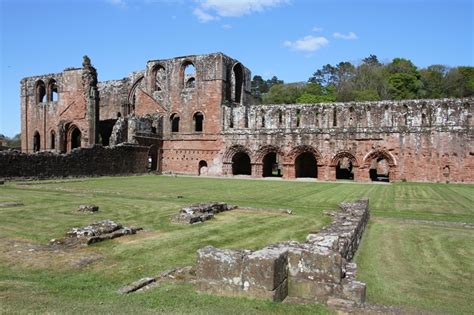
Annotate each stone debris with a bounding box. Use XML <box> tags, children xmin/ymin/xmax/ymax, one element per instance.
<box><xmin>50</xmin><ymin>220</ymin><xmax>142</xmax><ymax>247</ymax></box>
<box><xmin>173</xmin><ymin>202</ymin><xmax>237</xmax><ymax>224</ymax></box>
<box><xmin>118</xmin><ymin>277</ymin><xmax>155</xmax><ymax>294</ymax></box>
<box><xmin>77</xmin><ymin>204</ymin><xmax>99</xmax><ymax>213</ymax></box>
<box><xmin>195</xmin><ymin>199</ymin><xmax>370</xmax><ymax>308</ymax></box>
<box><xmin>0</xmin><ymin>201</ymin><xmax>24</xmax><ymax>208</ymax></box>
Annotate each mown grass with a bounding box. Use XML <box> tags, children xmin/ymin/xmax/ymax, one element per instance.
<box><xmin>0</xmin><ymin>175</ymin><xmax>472</xmax><ymax>314</ymax></box>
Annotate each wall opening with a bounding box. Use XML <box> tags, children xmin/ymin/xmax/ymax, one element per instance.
<box><xmin>48</xmin><ymin>79</ymin><xmax>58</xmax><ymax>102</ymax></box>
<box><xmin>148</xmin><ymin>145</ymin><xmax>158</xmax><ymax>171</ymax></box>
<box><xmin>278</xmin><ymin>110</ymin><xmax>283</xmax><ymax>125</ymax></box>
<box><xmin>261</xmin><ymin>110</ymin><xmax>265</xmax><ymax>128</ymax></box>
<box><xmin>70</xmin><ymin>127</ymin><xmax>81</xmax><ymax>150</ymax></box>
<box><xmin>295</xmin><ymin>152</ymin><xmax>317</xmax><ymax>178</ymax></box>
<box><xmin>36</xmin><ymin>80</ymin><xmax>46</xmax><ymax>104</ymax></box>
<box><xmin>154</xmin><ymin>65</ymin><xmax>166</xmax><ymax>92</ymax></box>
<box><xmin>183</xmin><ymin>62</ymin><xmax>196</xmax><ymax>89</ymax></box>
<box><xmin>98</xmin><ymin>119</ymin><xmax>117</xmax><ymax>146</ymax></box>
<box><xmin>262</xmin><ymin>152</ymin><xmax>282</xmax><ymax>177</ymax></box>
<box><xmin>232</xmin><ymin>152</ymin><xmax>251</xmax><ymax>175</ymax></box>
<box><xmin>198</xmin><ymin>160</ymin><xmax>208</xmax><ymax>176</ymax></box>
<box><xmin>333</xmin><ymin>108</ymin><xmax>337</xmax><ymax>127</ymax></box>
<box><xmin>296</xmin><ymin>109</ymin><xmax>301</xmax><ymax>127</ymax></box>
<box><xmin>33</xmin><ymin>131</ymin><xmax>41</xmax><ymax>152</ymax></box>
<box><xmin>171</xmin><ymin>114</ymin><xmax>180</xmax><ymax>132</ymax></box>
<box><xmin>336</xmin><ymin>157</ymin><xmax>354</xmax><ymax>180</ymax></box>
<box><xmin>369</xmin><ymin>157</ymin><xmax>390</xmax><ymax>182</ymax></box>
<box><xmin>50</xmin><ymin>130</ymin><xmax>56</xmax><ymax>150</ymax></box>
<box><xmin>232</xmin><ymin>63</ymin><xmax>244</xmax><ymax>103</ymax></box>
<box><xmin>194</xmin><ymin>112</ymin><xmax>204</xmax><ymax>132</ymax></box>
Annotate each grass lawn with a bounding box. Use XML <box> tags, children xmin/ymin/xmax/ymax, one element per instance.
<box><xmin>0</xmin><ymin>175</ymin><xmax>472</xmax><ymax>314</ymax></box>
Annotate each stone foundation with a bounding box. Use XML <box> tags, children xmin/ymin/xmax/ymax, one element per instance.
<box><xmin>196</xmin><ymin>199</ymin><xmax>370</xmax><ymax>305</ymax></box>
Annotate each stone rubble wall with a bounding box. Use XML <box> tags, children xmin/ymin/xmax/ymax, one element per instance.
<box><xmin>195</xmin><ymin>199</ymin><xmax>370</xmax><ymax>305</ymax></box>
<box><xmin>0</xmin><ymin>144</ymin><xmax>149</xmax><ymax>179</ymax></box>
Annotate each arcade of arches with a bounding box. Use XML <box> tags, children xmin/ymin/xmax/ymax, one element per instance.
<box><xmin>224</xmin><ymin>145</ymin><xmax>396</xmax><ymax>182</ymax></box>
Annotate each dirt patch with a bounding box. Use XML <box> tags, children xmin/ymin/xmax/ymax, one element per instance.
<box><xmin>0</xmin><ymin>238</ymin><xmax>102</xmax><ymax>270</ymax></box>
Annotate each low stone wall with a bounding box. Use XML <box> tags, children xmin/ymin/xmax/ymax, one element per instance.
<box><xmin>0</xmin><ymin>144</ymin><xmax>149</xmax><ymax>179</ymax></box>
<box><xmin>195</xmin><ymin>199</ymin><xmax>370</xmax><ymax>305</ymax></box>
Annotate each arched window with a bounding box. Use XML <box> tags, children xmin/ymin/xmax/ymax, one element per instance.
<box><xmin>232</xmin><ymin>63</ymin><xmax>244</xmax><ymax>103</ymax></box>
<box><xmin>50</xmin><ymin>130</ymin><xmax>56</xmax><ymax>150</ymax></box>
<box><xmin>182</xmin><ymin>61</ymin><xmax>196</xmax><ymax>89</ymax></box>
<box><xmin>193</xmin><ymin>112</ymin><xmax>204</xmax><ymax>132</ymax></box>
<box><xmin>36</xmin><ymin>80</ymin><xmax>46</xmax><ymax>104</ymax></box>
<box><xmin>48</xmin><ymin>79</ymin><xmax>58</xmax><ymax>102</ymax></box>
<box><xmin>170</xmin><ymin>113</ymin><xmax>180</xmax><ymax>132</ymax></box>
<box><xmin>153</xmin><ymin>65</ymin><xmax>166</xmax><ymax>92</ymax></box>
<box><xmin>70</xmin><ymin>127</ymin><xmax>81</xmax><ymax>150</ymax></box>
<box><xmin>33</xmin><ymin>131</ymin><xmax>41</xmax><ymax>152</ymax></box>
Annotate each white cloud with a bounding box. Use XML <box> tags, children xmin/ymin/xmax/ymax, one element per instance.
<box><xmin>193</xmin><ymin>0</ymin><xmax>289</xmax><ymax>22</ymax></box>
<box><xmin>284</xmin><ymin>35</ymin><xmax>329</xmax><ymax>52</ymax></box>
<box><xmin>193</xmin><ymin>7</ymin><xmax>219</xmax><ymax>22</ymax></box>
<box><xmin>333</xmin><ymin>32</ymin><xmax>358</xmax><ymax>40</ymax></box>
<box><xmin>222</xmin><ymin>24</ymin><xmax>232</xmax><ymax>29</ymax></box>
<box><xmin>312</xmin><ymin>27</ymin><xmax>323</xmax><ymax>32</ymax></box>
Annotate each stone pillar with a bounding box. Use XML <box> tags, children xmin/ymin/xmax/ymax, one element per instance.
<box><xmin>283</xmin><ymin>163</ymin><xmax>294</xmax><ymax>179</ymax></box>
<box><xmin>355</xmin><ymin>167</ymin><xmax>370</xmax><ymax>182</ymax></box>
<box><xmin>252</xmin><ymin>163</ymin><xmax>262</xmax><ymax>177</ymax></box>
<box><xmin>81</xmin><ymin>56</ymin><xmax>99</xmax><ymax>147</ymax></box>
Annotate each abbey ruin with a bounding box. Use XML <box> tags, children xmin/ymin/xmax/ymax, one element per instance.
<box><xmin>2</xmin><ymin>52</ymin><xmax>472</xmax><ymax>182</ymax></box>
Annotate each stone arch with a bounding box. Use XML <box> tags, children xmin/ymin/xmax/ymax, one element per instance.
<box><xmin>363</xmin><ymin>149</ymin><xmax>396</xmax><ymax>182</ymax></box>
<box><xmin>182</xmin><ymin>60</ymin><xmax>196</xmax><ymax>89</ymax></box>
<box><xmin>198</xmin><ymin>160</ymin><xmax>208</xmax><ymax>176</ymax></box>
<box><xmin>66</xmin><ymin>124</ymin><xmax>82</xmax><ymax>152</ymax></box>
<box><xmin>223</xmin><ymin>145</ymin><xmax>253</xmax><ymax>176</ymax></box>
<box><xmin>35</xmin><ymin>80</ymin><xmax>46</xmax><ymax>104</ymax></box>
<box><xmin>255</xmin><ymin>145</ymin><xmax>283</xmax><ymax>177</ymax></box>
<box><xmin>193</xmin><ymin>111</ymin><xmax>204</xmax><ymax>132</ymax></box>
<box><xmin>170</xmin><ymin>113</ymin><xmax>180</xmax><ymax>132</ymax></box>
<box><xmin>47</xmin><ymin>79</ymin><xmax>58</xmax><ymax>102</ymax></box>
<box><xmin>331</xmin><ymin>151</ymin><xmax>358</xmax><ymax>180</ymax></box>
<box><xmin>288</xmin><ymin>145</ymin><xmax>322</xmax><ymax>178</ymax></box>
<box><xmin>152</xmin><ymin>64</ymin><xmax>166</xmax><ymax>92</ymax></box>
<box><xmin>128</xmin><ymin>76</ymin><xmax>144</xmax><ymax>115</ymax></box>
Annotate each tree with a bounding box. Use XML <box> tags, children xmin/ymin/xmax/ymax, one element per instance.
<box><xmin>419</xmin><ymin>65</ymin><xmax>449</xmax><ymax>98</ymax></box>
<box><xmin>388</xmin><ymin>73</ymin><xmax>422</xmax><ymax>100</ymax></box>
<box><xmin>296</xmin><ymin>83</ymin><xmax>336</xmax><ymax>103</ymax></box>
<box><xmin>262</xmin><ymin>83</ymin><xmax>302</xmax><ymax>104</ymax></box>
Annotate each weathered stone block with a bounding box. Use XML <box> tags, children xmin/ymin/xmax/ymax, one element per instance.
<box><xmin>242</xmin><ymin>246</ymin><xmax>288</xmax><ymax>291</ymax></box>
<box><xmin>287</xmin><ymin>245</ymin><xmax>342</xmax><ymax>283</ymax></box>
<box><xmin>242</xmin><ymin>278</ymin><xmax>288</xmax><ymax>302</ymax></box>
<box><xmin>341</xmin><ymin>280</ymin><xmax>366</xmax><ymax>304</ymax></box>
<box><xmin>287</xmin><ymin>277</ymin><xmax>341</xmax><ymax>302</ymax></box>
<box><xmin>196</xmin><ymin>246</ymin><xmax>247</xmax><ymax>286</ymax></box>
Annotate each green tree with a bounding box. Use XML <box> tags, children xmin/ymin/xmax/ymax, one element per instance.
<box><xmin>419</xmin><ymin>65</ymin><xmax>448</xmax><ymax>98</ymax></box>
<box><xmin>262</xmin><ymin>83</ymin><xmax>302</xmax><ymax>104</ymax></box>
<box><xmin>296</xmin><ymin>83</ymin><xmax>336</xmax><ymax>103</ymax></box>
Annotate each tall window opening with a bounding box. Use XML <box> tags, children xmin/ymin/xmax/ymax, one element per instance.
<box><xmin>170</xmin><ymin>114</ymin><xmax>180</xmax><ymax>132</ymax></box>
<box><xmin>48</xmin><ymin>79</ymin><xmax>58</xmax><ymax>102</ymax></box>
<box><xmin>333</xmin><ymin>108</ymin><xmax>337</xmax><ymax>127</ymax></box>
<box><xmin>71</xmin><ymin>127</ymin><xmax>81</xmax><ymax>150</ymax></box>
<box><xmin>50</xmin><ymin>130</ymin><xmax>56</xmax><ymax>150</ymax></box>
<box><xmin>263</xmin><ymin>152</ymin><xmax>282</xmax><ymax>177</ymax></box>
<box><xmin>278</xmin><ymin>110</ymin><xmax>283</xmax><ymax>125</ymax></box>
<box><xmin>194</xmin><ymin>112</ymin><xmax>204</xmax><ymax>132</ymax></box>
<box><xmin>33</xmin><ymin>131</ymin><xmax>41</xmax><ymax>152</ymax></box>
<box><xmin>183</xmin><ymin>62</ymin><xmax>196</xmax><ymax>89</ymax></box>
<box><xmin>154</xmin><ymin>65</ymin><xmax>166</xmax><ymax>91</ymax></box>
<box><xmin>232</xmin><ymin>63</ymin><xmax>244</xmax><ymax>103</ymax></box>
<box><xmin>296</xmin><ymin>109</ymin><xmax>301</xmax><ymax>127</ymax></box>
<box><xmin>36</xmin><ymin>80</ymin><xmax>46</xmax><ymax>104</ymax></box>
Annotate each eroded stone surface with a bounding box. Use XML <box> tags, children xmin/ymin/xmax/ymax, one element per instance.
<box><xmin>173</xmin><ymin>202</ymin><xmax>237</xmax><ymax>224</ymax></box>
<box><xmin>195</xmin><ymin>199</ymin><xmax>370</xmax><ymax>307</ymax></box>
<box><xmin>77</xmin><ymin>204</ymin><xmax>99</xmax><ymax>213</ymax></box>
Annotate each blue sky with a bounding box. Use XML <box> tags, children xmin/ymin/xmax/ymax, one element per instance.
<box><xmin>1</xmin><ymin>0</ymin><xmax>473</xmax><ymax>137</ymax></box>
